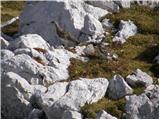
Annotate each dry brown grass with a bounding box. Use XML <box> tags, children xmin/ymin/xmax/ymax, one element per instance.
<box><xmin>32</xmin><ymin>57</ymin><xmax>45</xmax><ymax>66</ymax></box>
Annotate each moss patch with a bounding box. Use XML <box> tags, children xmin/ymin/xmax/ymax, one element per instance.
<box><xmin>81</xmin><ymin>97</ymin><xmax>126</xmax><ymax>118</ymax></box>
<box><xmin>104</xmin><ymin>5</ymin><xmax>159</xmax><ymax>34</ymax></box>
<box><xmin>1</xmin><ymin>1</ymin><xmax>25</xmax><ymax>36</ymax></box>
<box><xmin>69</xmin><ymin>34</ymin><xmax>158</xmax><ymax>81</ymax></box>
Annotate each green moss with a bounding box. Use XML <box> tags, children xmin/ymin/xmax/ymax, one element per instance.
<box><xmin>69</xmin><ymin>33</ymin><xmax>158</xmax><ymax>82</ymax></box>
<box><xmin>132</xmin><ymin>83</ymin><xmax>146</xmax><ymax>95</ymax></box>
<box><xmin>1</xmin><ymin>1</ymin><xmax>25</xmax><ymax>36</ymax></box>
<box><xmin>1</xmin><ymin>20</ymin><xmax>20</xmax><ymax>36</ymax></box>
<box><xmin>69</xmin><ymin>58</ymin><xmax>116</xmax><ymax>80</ymax></box>
<box><xmin>105</xmin><ymin>5</ymin><xmax>159</xmax><ymax>34</ymax></box>
<box><xmin>81</xmin><ymin>97</ymin><xmax>126</xmax><ymax>119</ymax></box>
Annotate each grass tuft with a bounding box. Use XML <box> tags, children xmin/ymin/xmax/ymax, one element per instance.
<box><xmin>81</xmin><ymin>97</ymin><xmax>126</xmax><ymax>119</ymax></box>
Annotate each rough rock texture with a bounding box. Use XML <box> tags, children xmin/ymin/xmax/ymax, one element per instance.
<box><xmin>1</xmin><ymin>54</ymin><xmax>68</xmax><ymax>85</ymax></box>
<box><xmin>37</xmin><ymin>82</ymin><xmax>69</xmax><ymax>109</ymax></box>
<box><xmin>145</xmin><ymin>85</ymin><xmax>159</xmax><ymax>114</ymax></box>
<box><xmin>8</xmin><ymin>34</ymin><xmax>50</xmax><ymax>50</ymax></box>
<box><xmin>83</xmin><ymin>44</ymin><xmax>95</xmax><ymax>56</ymax></box>
<box><xmin>114</xmin><ymin>1</ymin><xmax>130</xmax><ymax>8</ymax></box>
<box><xmin>19</xmin><ymin>1</ymin><xmax>108</xmax><ymax>46</ymax></box>
<box><xmin>113</xmin><ymin>20</ymin><xmax>137</xmax><ymax>44</ymax></box>
<box><xmin>86</xmin><ymin>1</ymin><xmax>120</xmax><ymax>12</ymax></box>
<box><xmin>1</xmin><ymin>36</ymin><xmax>9</xmax><ymax>49</ymax></box>
<box><xmin>1</xmin><ymin>72</ymin><xmax>32</xmax><ymax>118</ymax></box>
<box><xmin>14</xmin><ymin>48</ymin><xmax>49</xmax><ymax>65</ymax></box>
<box><xmin>101</xmin><ymin>18</ymin><xmax>113</xmax><ymax>30</ymax></box>
<box><xmin>134</xmin><ymin>0</ymin><xmax>159</xmax><ymax>8</ymax></box>
<box><xmin>125</xmin><ymin>85</ymin><xmax>159</xmax><ymax>119</ymax></box>
<box><xmin>28</xmin><ymin>109</ymin><xmax>46</xmax><ymax>119</ymax></box>
<box><xmin>1</xmin><ymin>49</ymin><xmax>15</xmax><ymax>61</ymax></box>
<box><xmin>96</xmin><ymin>110</ymin><xmax>117</xmax><ymax>119</ymax></box>
<box><xmin>62</xmin><ymin>110</ymin><xmax>83</xmax><ymax>119</ymax></box>
<box><xmin>38</xmin><ymin>78</ymin><xmax>109</xmax><ymax>118</ymax></box>
<box><xmin>126</xmin><ymin>69</ymin><xmax>153</xmax><ymax>87</ymax></box>
<box><xmin>107</xmin><ymin>75</ymin><xmax>133</xmax><ymax>100</ymax></box>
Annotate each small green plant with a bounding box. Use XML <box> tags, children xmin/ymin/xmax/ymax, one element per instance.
<box><xmin>81</xmin><ymin>97</ymin><xmax>126</xmax><ymax>119</ymax></box>
<box><xmin>132</xmin><ymin>83</ymin><xmax>146</xmax><ymax>95</ymax></box>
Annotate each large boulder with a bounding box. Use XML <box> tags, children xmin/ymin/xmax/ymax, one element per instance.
<box><xmin>1</xmin><ymin>54</ymin><xmax>69</xmax><ymax>85</ymax></box>
<box><xmin>37</xmin><ymin>82</ymin><xmax>69</xmax><ymax>109</ymax></box>
<box><xmin>126</xmin><ymin>69</ymin><xmax>153</xmax><ymax>87</ymax></box>
<box><xmin>125</xmin><ymin>85</ymin><xmax>159</xmax><ymax>119</ymax></box>
<box><xmin>96</xmin><ymin>110</ymin><xmax>117</xmax><ymax>119</ymax></box>
<box><xmin>144</xmin><ymin>85</ymin><xmax>159</xmax><ymax>116</ymax></box>
<box><xmin>1</xmin><ymin>49</ymin><xmax>15</xmax><ymax>61</ymax></box>
<box><xmin>19</xmin><ymin>1</ymin><xmax>108</xmax><ymax>47</ymax></box>
<box><xmin>1</xmin><ymin>72</ymin><xmax>32</xmax><ymax>118</ymax></box>
<box><xmin>112</xmin><ymin>20</ymin><xmax>137</xmax><ymax>44</ymax></box>
<box><xmin>8</xmin><ymin>34</ymin><xmax>50</xmax><ymax>50</ymax></box>
<box><xmin>38</xmin><ymin>78</ymin><xmax>109</xmax><ymax>118</ymax></box>
<box><xmin>107</xmin><ymin>75</ymin><xmax>133</xmax><ymax>100</ymax></box>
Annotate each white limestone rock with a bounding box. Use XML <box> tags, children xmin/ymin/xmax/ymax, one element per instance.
<box><xmin>1</xmin><ymin>72</ymin><xmax>32</xmax><ymax>118</ymax></box>
<box><xmin>39</xmin><ymin>78</ymin><xmax>109</xmax><ymax>118</ymax></box>
<box><xmin>125</xmin><ymin>87</ymin><xmax>159</xmax><ymax>119</ymax></box>
<box><xmin>145</xmin><ymin>85</ymin><xmax>159</xmax><ymax>110</ymax></box>
<box><xmin>114</xmin><ymin>1</ymin><xmax>131</xmax><ymax>8</ymax></box>
<box><xmin>113</xmin><ymin>20</ymin><xmax>137</xmax><ymax>44</ymax></box>
<box><xmin>14</xmin><ymin>48</ymin><xmax>49</xmax><ymax>65</ymax></box>
<box><xmin>1</xmin><ymin>36</ymin><xmax>9</xmax><ymax>49</ymax></box>
<box><xmin>75</xmin><ymin>45</ymin><xmax>86</xmax><ymax>56</ymax></box>
<box><xmin>86</xmin><ymin>1</ymin><xmax>120</xmax><ymax>12</ymax></box>
<box><xmin>38</xmin><ymin>82</ymin><xmax>69</xmax><ymax>111</ymax></box>
<box><xmin>101</xmin><ymin>18</ymin><xmax>113</xmax><ymax>30</ymax></box>
<box><xmin>126</xmin><ymin>69</ymin><xmax>153</xmax><ymax>87</ymax></box>
<box><xmin>19</xmin><ymin>1</ymin><xmax>107</xmax><ymax>46</ymax></box>
<box><xmin>1</xmin><ymin>49</ymin><xmax>15</xmax><ymax>61</ymax></box>
<box><xmin>83</xmin><ymin>44</ymin><xmax>95</xmax><ymax>56</ymax></box>
<box><xmin>8</xmin><ymin>34</ymin><xmax>50</xmax><ymax>50</ymax></box>
<box><xmin>96</xmin><ymin>110</ymin><xmax>117</xmax><ymax>119</ymax></box>
<box><xmin>134</xmin><ymin>0</ymin><xmax>159</xmax><ymax>8</ymax></box>
<box><xmin>107</xmin><ymin>75</ymin><xmax>133</xmax><ymax>100</ymax></box>
<box><xmin>62</xmin><ymin>110</ymin><xmax>83</xmax><ymax>119</ymax></box>
<box><xmin>1</xmin><ymin>54</ymin><xmax>69</xmax><ymax>86</ymax></box>
<box><xmin>83</xmin><ymin>3</ymin><xmax>108</xmax><ymax>19</ymax></box>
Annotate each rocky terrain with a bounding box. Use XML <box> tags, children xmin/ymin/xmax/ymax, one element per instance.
<box><xmin>1</xmin><ymin>0</ymin><xmax>159</xmax><ymax>119</ymax></box>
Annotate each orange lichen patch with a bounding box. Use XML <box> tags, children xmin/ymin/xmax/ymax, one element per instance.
<box><xmin>33</xmin><ymin>48</ymin><xmax>47</xmax><ymax>54</ymax></box>
<box><xmin>32</xmin><ymin>56</ymin><xmax>45</xmax><ymax>66</ymax></box>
